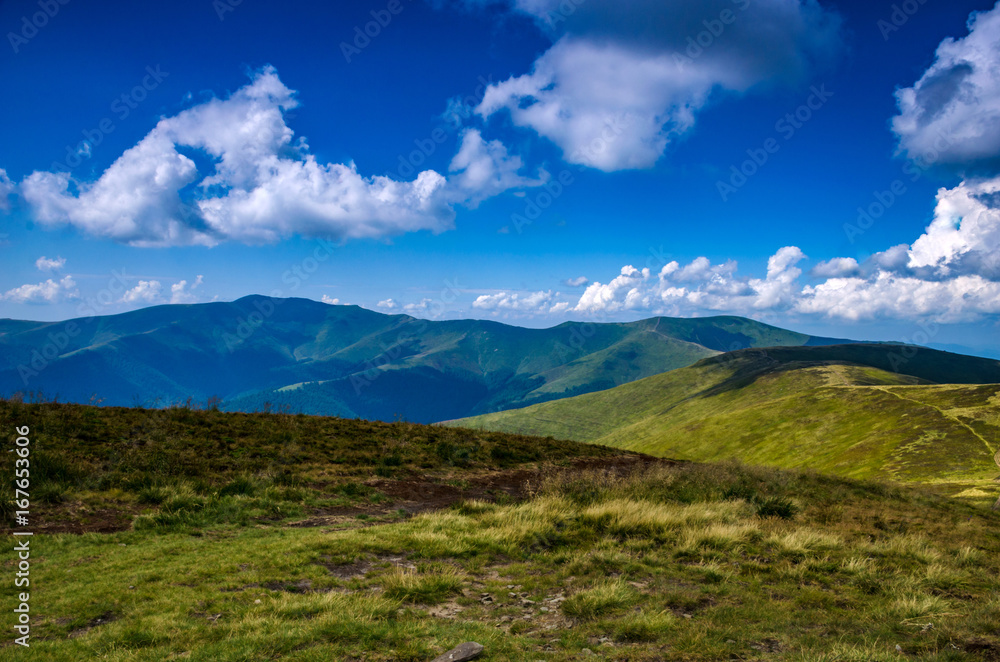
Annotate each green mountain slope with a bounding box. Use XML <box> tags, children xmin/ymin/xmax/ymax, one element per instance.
<box><xmin>0</xmin><ymin>297</ymin><xmax>853</xmax><ymax>422</ymax></box>
<box><xmin>449</xmin><ymin>345</ymin><xmax>1000</xmax><ymax>484</ymax></box>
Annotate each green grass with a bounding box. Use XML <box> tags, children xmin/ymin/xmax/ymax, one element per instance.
<box><xmin>451</xmin><ymin>347</ymin><xmax>1000</xmax><ymax>493</ymax></box>
<box><xmin>0</xmin><ymin>397</ymin><xmax>624</xmax><ymax>533</ymax></box>
<box><xmin>4</xmin><ymin>461</ymin><xmax>1000</xmax><ymax>660</ymax></box>
<box><xmin>559</xmin><ymin>578</ymin><xmax>637</xmax><ymax>619</ymax></box>
<box><xmin>381</xmin><ymin>566</ymin><xmax>465</xmax><ymax>604</ymax></box>
<box><xmin>4</xmin><ymin>391</ymin><xmax>1000</xmax><ymax>660</ymax></box>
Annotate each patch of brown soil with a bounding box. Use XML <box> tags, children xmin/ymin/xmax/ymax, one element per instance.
<box><xmin>370</xmin><ymin>453</ymin><xmax>672</xmax><ymax>515</ymax></box>
<box><xmin>0</xmin><ymin>504</ymin><xmax>136</xmax><ymax>536</ymax></box>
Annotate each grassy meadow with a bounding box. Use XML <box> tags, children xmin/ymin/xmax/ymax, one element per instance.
<box><xmin>3</xmin><ymin>461</ymin><xmax>1000</xmax><ymax>660</ymax></box>
<box><xmin>2</xmin><ymin>398</ymin><xmax>1000</xmax><ymax>660</ymax></box>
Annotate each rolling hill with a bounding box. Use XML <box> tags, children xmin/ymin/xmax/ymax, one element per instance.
<box><xmin>0</xmin><ymin>296</ymin><xmax>853</xmax><ymax>422</ymax></box>
<box><xmin>449</xmin><ymin>345</ymin><xmax>1000</xmax><ymax>486</ymax></box>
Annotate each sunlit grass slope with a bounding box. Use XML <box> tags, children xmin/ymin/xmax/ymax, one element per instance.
<box><xmin>451</xmin><ymin>346</ymin><xmax>1000</xmax><ymax>487</ymax></box>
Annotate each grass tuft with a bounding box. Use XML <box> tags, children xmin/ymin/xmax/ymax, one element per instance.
<box><xmin>380</xmin><ymin>566</ymin><xmax>464</xmax><ymax>604</ymax></box>
<box><xmin>561</xmin><ymin>579</ymin><xmax>637</xmax><ymax>620</ymax></box>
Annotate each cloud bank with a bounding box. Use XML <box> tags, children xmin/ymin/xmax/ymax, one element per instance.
<box><xmin>477</xmin><ymin>174</ymin><xmax>1000</xmax><ymax>324</ymax></box>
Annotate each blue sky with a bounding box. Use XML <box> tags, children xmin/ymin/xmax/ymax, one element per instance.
<box><xmin>1</xmin><ymin>0</ymin><xmax>999</xmax><ymax>355</ymax></box>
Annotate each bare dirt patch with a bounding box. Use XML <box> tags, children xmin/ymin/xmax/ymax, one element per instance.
<box><xmin>965</xmin><ymin>638</ymin><xmax>1000</xmax><ymax>661</ymax></box>
<box><xmin>68</xmin><ymin>611</ymin><xmax>117</xmax><ymax>639</ymax></box>
<box><xmin>369</xmin><ymin>454</ymin><xmax>671</xmax><ymax>515</ymax></box>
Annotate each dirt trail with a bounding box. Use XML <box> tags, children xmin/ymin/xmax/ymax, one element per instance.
<box><xmin>874</xmin><ymin>386</ymin><xmax>997</xmax><ymax>458</ymax></box>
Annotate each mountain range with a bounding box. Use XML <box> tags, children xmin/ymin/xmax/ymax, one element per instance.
<box><xmin>1</xmin><ymin>295</ymin><xmax>857</xmax><ymax>423</ymax></box>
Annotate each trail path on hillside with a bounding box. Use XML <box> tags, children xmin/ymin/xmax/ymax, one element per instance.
<box><xmin>873</xmin><ymin>386</ymin><xmax>997</xmax><ymax>458</ymax></box>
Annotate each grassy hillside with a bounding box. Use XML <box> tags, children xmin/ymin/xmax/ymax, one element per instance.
<box><xmin>0</xmin><ymin>397</ymin><xmax>625</xmax><ymax>534</ymax></box>
<box><xmin>0</xmin><ymin>297</ymin><xmax>855</xmax><ymax>422</ymax></box>
<box><xmin>4</xmin><ymin>399</ymin><xmax>1000</xmax><ymax>660</ymax></box>
<box><xmin>4</xmin><ymin>447</ymin><xmax>1000</xmax><ymax>660</ymax></box>
<box><xmin>450</xmin><ymin>346</ymin><xmax>1000</xmax><ymax>488</ymax></box>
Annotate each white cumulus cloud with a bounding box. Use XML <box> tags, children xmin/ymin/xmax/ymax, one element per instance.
<box><xmin>18</xmin><ymin>66</ymin><xmax>498</xmax><ymax>247</ymax></box>
<box><xmin>475</xmin><ymin>0</ymin><xmax>843</xmax><ymax>171</ymax></box>
<box><xmin>795</xmin><ymin>274</ymin><xmax>1000</xmax><ymax>323</ymax></box>
<box><xmin>403</xmin><ymin>298</ymin><xmax>432</xmax><ymax>312</ymax></box>
<box><xmin>575</xmin><ymin>266</ymin><xmax>651</xmax><ymax>313</ymax></box>
<box><xmin>906</xmin><ymin>177</ymin><xmax>1000</xmax><ymax>279</ymax></box>
<box><xmin>448</xmin><ymin>129</ymin><xmax>546</xmax><ymax>205</ymax></box>
<box><xmin>892</xmin><ymin>2</ymin><xmax>1000</xmax><ymax>170</ymax></box>
<box><xmin>170</xmin><ymin>275</ymin><xmax>204</xmax><ymax>304</ymax></box>
<box><xmin>810</xmin><ymin>257</ymin><xmax>860</xmax><ymax>279</ymax></box>
<box><xmin>120</xmin><ymin>280</ymin><xmax>163</xmax><ymax>304</ymax></box>
<box><xmin>472</xmin><ymin>289</ymin><xmax>560</xmax><ymax>312</ymax></box>
<box><xmin>35</xmin><ymin>256</ymin><xmax>66</xmax><ymax>272</ymax></box>
<box><xmin>1</xmin><ymin>276</ymin><xmax>78</xmax><ymax>304</ymax></box>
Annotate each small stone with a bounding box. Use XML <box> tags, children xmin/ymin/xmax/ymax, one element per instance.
<box><xmin>539</xmin><ymin>607</ymin><xmax>549</xmax><ymax>613</ymax></box>
<box><xmin>254</xmin><ymin>599</ymin><xmax>262</xmax><ymax>604</ymax></box>
<box><xmin>429</xmin><ymin>642</ymin><xmax>484</xmax><ymax>662</ymax></box>
<box><xmin>683</xmin><ymin>614</ymin><xmax>692</xmax><ymax>619</ymax></box>
<box><xmin>726</xmin><ymin>639</ymin><xmax>736</xmax><ymax>644</ymax></box>
<box><xmin>581</xmin><ymin>649</ymin><xmax>594</xmax><ymax>656</ymax></box>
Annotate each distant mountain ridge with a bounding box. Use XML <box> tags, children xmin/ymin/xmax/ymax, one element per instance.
<box><xmin>0</xmin><ymin>295</ymin><xmax>867</xmax><ymax>422</ymax></box>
